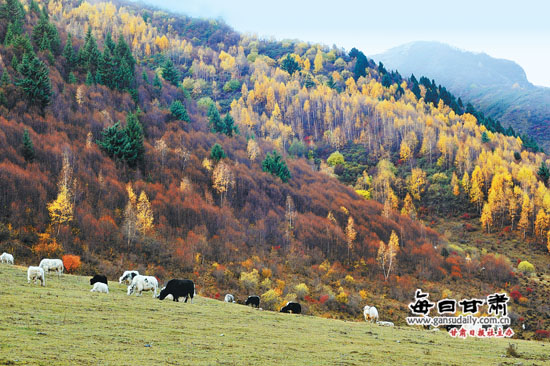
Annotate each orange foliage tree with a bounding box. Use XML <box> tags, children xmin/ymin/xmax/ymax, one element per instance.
<box><xmin>62</xmin><ymin>254</ymin><xmax>82</xmax><ymax>273</ymax></box>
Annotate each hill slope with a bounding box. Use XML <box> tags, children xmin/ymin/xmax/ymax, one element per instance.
<box><xmin>0</xmin><ymin>0</ymin><xmax>549</xmax><ymax>334</ymax></box>
<box><xmin>373</xmin><ymin>41</ymin><xmax>550</xmax><ymax>149</ymax></box>
<box><xmin>1</xmin><ymin>265</ymin><xmax>548</xmax><ymax>365</ymax></box>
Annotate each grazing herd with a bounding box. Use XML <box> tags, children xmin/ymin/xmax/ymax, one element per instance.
<box><xmin>2</xmin><ymin>252</ymin><xmax>392</xmax><ymax>325</ymax></box>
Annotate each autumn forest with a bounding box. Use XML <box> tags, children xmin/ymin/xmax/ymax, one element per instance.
<box><xmin>0</xmin><ymin>0</ymin><xmax>549</xmax><ymax>338</ymax></box>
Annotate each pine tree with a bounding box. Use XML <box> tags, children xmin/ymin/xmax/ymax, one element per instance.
<box><xmin>262</xmin><ymin>151</ymin><xmax>291</xmax><ymax>183</ymax></box>
<box><xmin>280</xmin><ymin>54</ymin><xmax>300</xmax><ymax>75</ymax></box>
<box><xmin>32</xmin><ymin>13</ymin><xmax>60</xmax><ymax>54</ymax></box>
<box><xmin>123</xmin><ymin>111</ymin><xmax>144</xmax><ymax>168</ymax></box>
<box><xmin>62</xmin><ymin>33</ymin><xmax>76</xmax><ymax>71</ymax></box>
<box><xmin>116</xmin><ymin>58</ymin><xmax>133</xmax><ymax>90</ymax></box>
<box><xmin>98</xmin><ymin>46</ymin><xmax>117</xmax><ymax>89</ymax></box>
<box><xmin>162</xmin><ymin>59</ymin><xmax>179</xmax><ymax>86</ymax></box>
<box><xmin>537</xmin><ymin>161</ymin><xmax>550</xmax><ymax>186</ymax></box>
<box><xmin>85</xmin><ymin>70</ymin><xmax>94</xmax><ymax>85</ymax></box>
<box><xmin>104</xmin><ymin>32</ymin><xmax>115</xmax><ymax>53</ymax></box>
<box><xmin>97</xmin><ymin>121</ymin><xmax>127</xmax><ymax>161</ymax></box>
<box><xmin>208</xmin><ymin>103</ymin><xmax>224</xmax><ymax>133</ymax></box>
<box><xmin>222</xmin><ymin>113</ymin><xmax>238</xmax><ymax>136</ymax></box>
<box><xmin>170</xmin><ymin>100</ymin><xmax>190</xmax><ymax>122</ymax></box>
<box><xmin>16</xmin><ymin>53</ymin><xmax>51</xmax><ymax>112</ymax></box>
<box><xmin>21</xmin><ymin>128</ymin><xmax>35</xmax><ymax>162</ymax></box>
<box><xmin>79</xmin><ymin>27</ymin><xmax>100</xmax><ymax>74</ymax></box>
<box><xmin>142</xmin><ymin>70</ymin><xmax>149</xmax><ymax>84</ymax></box>
<box><xmin>1</xmin><ymin>0</ymin><xmax>24</xmax><ymax>27</ymax></box>
<box><xmin>210</xmin><ymin>143</ymin><xmax>226</xmax><ymax>162</ymax></box>
<box><xmin>153</xmin><ymin>72</ymin><xmax>162</xmax><ymax>93</ymax></box>
<box><xmin>67</xmin><ymin>72</ymin><xmax>76</xmax><ymax>84</ymax></box>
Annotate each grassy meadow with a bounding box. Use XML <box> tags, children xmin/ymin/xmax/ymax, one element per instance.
<box><xmin>0</xmin><ymin>265</ymin><xmax>549</xmax><ymax>366</ymax></box>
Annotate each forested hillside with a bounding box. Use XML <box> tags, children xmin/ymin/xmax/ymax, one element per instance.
<box><xmin>0</xmin><ymin>0</ymin><xmax>549</xmax><ymax>335</ymax></box>
<box><xmin>374</xmin><ymin>41</ymin><xmax>550</xmax><ymax>150</ymax></box>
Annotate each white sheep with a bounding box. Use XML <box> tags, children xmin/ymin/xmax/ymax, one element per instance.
<box><xmin>27</xmin><ymin>266</ymin><xmax>45</xmax><ymax>286</ymax></box>
<box><xmin>0</xmin><ymin>252</ymin><xmax>14</xmax><ymax>264</ymax></box>
<box><xmin>90</xmin><ymin>282</ymin><xmax>109</xmax><ymax>293</ymax></box>
<box><xmin>39</xmin><ymin>258</ymin><xmax>64</xmax><ymax>277</ymax></box>
<box><xmin>377</xmin><ymin>321</ymin><xmax>394</xmax><ymax>327</ymax></box>
<box><xmin>363</xmin><ymin>305</ymin><xmax>379</xmax><ymax>323</ymax></box>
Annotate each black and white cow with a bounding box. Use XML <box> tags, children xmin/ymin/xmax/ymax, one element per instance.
<box><xmin>119</xmin><ymin>270</ymin><xmax>139</xmax><ymax>285</ymax></box>
<box><xmin>245</xmin><ymin>295</ymin><xmax>260</xmax><ymax>308</ymax></box>
<box><xmin>280</xmin><ymin>301</ymin><xmax>301</xmax><ymax>314</ymax></box>
<box><xmin>90</xmin><ymin>274</ymin><xmax>108</xmax><ymax>286</ymax></box>
<box><xmin>158</xmin><ymin>279</ymin><xmax>195</xmax><ymax>303</ymax></box>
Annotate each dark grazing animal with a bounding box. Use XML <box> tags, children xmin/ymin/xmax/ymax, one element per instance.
<box><xmin>280</xmin><ymin>301</ymin><xmax>301</xmax><ymax>314</ymax></box>
<box><xmin>90</xmin><ymin>274</ymin><xmax>108</xmax><ymax>286</ymax></box>
<box><xmin>245</xmin><ymin>295</ymin><xmax>260</xmax><ymax>308</ymax></box>
<box><xmin>158</xmin><ymin>279</ymin><xmax>195</xmax><ymax>302</ymax></box>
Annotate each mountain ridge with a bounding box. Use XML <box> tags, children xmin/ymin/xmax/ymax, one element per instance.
<box><xmin>373</xmin><ymin>41</ymin><xmax>550</xmax><ymax>149</ymax></box>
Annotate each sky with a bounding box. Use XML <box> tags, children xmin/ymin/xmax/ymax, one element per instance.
<box><xmin>137</xmin><ymin>0</ymin><xmax>550</xmax><ymax>87</ymax></box>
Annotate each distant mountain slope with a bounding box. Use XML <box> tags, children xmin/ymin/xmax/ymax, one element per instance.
<box><xmin>373</xmin><ymin>41</ymin><xmax>550</xmax><ymax>149</ymax></box>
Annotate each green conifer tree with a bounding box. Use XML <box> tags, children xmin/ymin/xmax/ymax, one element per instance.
<box><xmin>16</xmin><ymin>53</ymin><xmax>51</xmax><ymax>112</ymax></box>
<box><xmin>170</xmin><ymin>100</ymin><xmax>190</xmax><ymax>122</ymax></box>
<box><xmin>22</xmin><ymin>128</ymin><xmax>35</xmax><ymax>162</ymax></box>
<box><xmin>162</xmin><ymin>59</ymin><xmax>179</xmax><ymax>86</ymax></box>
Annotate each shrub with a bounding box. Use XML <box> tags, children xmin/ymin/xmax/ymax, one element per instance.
<box><xmin>480</xmin><ymin>254</ymin><xmax>514</xmax><ymax>283</ymax></box>
<box><xmin>239</xmin><ymin>269</ymin><xmax>259</xmax><ymax>291</ymax></box>
<box><xmin>294</xmin><ymin>283</ymin><xmax>309</xmax><ymax>299</ymax></box>
<box><xmin>517</xmin><ymin>261</ymin><xmax>535</xmax><ymax>274</ymax></box>
<box><xmin>344</xmin><ymin>275</ymin><xmax>355</xmax><ymax>284</ymax></box>
<box><xmin>509</xmin><ymin>290</ymin><xmax>521</xmax><ymax>302</ymax></box>
<box><xmin>319</xmin><ymin>294</ymin><xmax>329</xmax><ymax>304</ymax></box>
<box><xmin>261</xmin><ymin>289</ymin><xmax>281</xmax><ymax>310</ymax></box>
<box><xmin>223</xmin><ymin>79</ymin><xmax>241</xmax><ymax>92</ymax></box>
<box><xmin>336</xmin><ymin>290</ymin><xmax>348</xmax><ymax>304</ymax></box>
<box><xmin>535</xmin><ymin>330</ymin><xmax>550</xmax><ymax>339</ymax></box>
<box><xmin>62</xmin><ymin>254</ymin><xmax>81</xmax><ymax>273</ymax></box>
<box><xmin>327</xmin><ymin>151</ymin><xmax>344</xmax><ymax>167</ymax></box>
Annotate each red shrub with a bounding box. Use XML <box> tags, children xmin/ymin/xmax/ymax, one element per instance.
<box><xmin>319</xmin><ymin>295</ymin><xmax>329</xmax><ymax>304</ymax></box>
<box><xmin>502</xmin><ymin>226</ymin><xmax>511</xmax><ymax>233</ymax></box>
<box><xmin>509</xmin><ymin>290</ymin><xmax>521</xmax><ymax>302</ymax></box>
<box><xmin>305</xmin><ymin>295</ymin><xmax>317</xmax><ymax>304</ymax></box>
<box><xmin>460</xmin><ymin>213</ymin><xmax>470</xmax><ymax>220</ymax></box>
<box><xmin>463</xmin><ymin>223</ymin><xmax>475</xmax><ymax>232</ymax></box>
<box><xmin>535</xmin><ymin>330</ymin><xmax>550</xmax><ymax>339</ymax></box>
<box><xmin>62</xmin><ymin>254</ymin><xmax>81</xmax><ymax>273</ymax></box>
<box><xmin>525</xmin><ymin>287</ymin><xmax>533</xmax><ymax>294</ymax></box>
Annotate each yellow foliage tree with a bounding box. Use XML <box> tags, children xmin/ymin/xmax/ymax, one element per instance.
<box><xmin>469</xmin><ymin>166</ymin><xmax>485</xmax><ymax>211</ymax></box>
<box><xmin>408</xmin><ymin>168</ymin><xmax>427</xmax><ymax>200</ymax></box>
<box><xmin>518</xmin><ymin>193</ymin><xmax>531</xmax><ymax>239</ymax></box>
<box><xmin>47</xmin><ymin>184</ymin><xmax>73</xmax><ymax>236</ymax></box>
<box><xmin>480</xmin><ymin>202</ymin><xmax>493</xmax><ymax>233</ymax></box>
<box><xmin>313</xmin><ymin>49</ymin><xmax>323</xmax><ymax>73</ymax></box>
<box><xmin>401</xmin><ymin>193</ymin><xmax>416</xmax><ymax>219</ymax></box>
<box><xmin>247</xmin><ymin>138</ymin><xmax>260</xmax><ymax>161</ymax></box>
<box><xmin>377</xmin><ymin>230</ymin><xmax>399</xmax><ymax>281</ymax></box>
<box><xmin>345</xmin><ymin>216</ymin><xmax>356</xmax><ymax>263</ymax></box>
<box><xmin>212</xmin><ymin>161</ymin><xmax>235</xmax><ymax>206</ymax></box>
<box><xmin>137</xmin><ymin>191</ymin><xmax>154</xmax><ymax>235</ymax></box>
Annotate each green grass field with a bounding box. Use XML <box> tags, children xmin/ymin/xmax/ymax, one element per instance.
<box><xmin>0</xmin><ymin>265</ymin><xmax>548</xmax><ymax>366</ymax></box>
